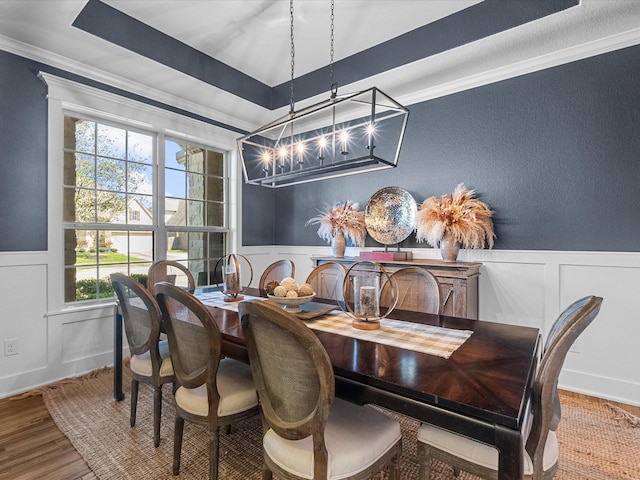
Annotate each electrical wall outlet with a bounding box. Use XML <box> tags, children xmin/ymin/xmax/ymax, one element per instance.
<box><xmin>4</xmin><ymin>338</ymin><xmax>18</xmax><ymax>356</ymax></box>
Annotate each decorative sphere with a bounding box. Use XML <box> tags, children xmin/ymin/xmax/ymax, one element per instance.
<box><xmin>286</xmin><ymin>290</ymin><xmax>298</xmax><ymax>298</ymax></box>
<box><xmin>298</xmin><ymin>283</ymin><xmax>314</xmax><ymax>296</ymax></box>
<box><xmin>281</xmin><ymin>278</ymin><xmax>299</xmax><ymax>292</ymax></box>
<box><xmin>273</xmin><ymin>285</ymin><xmax>287</xmax><ymax>297</ymax></box>
<box><xmin>265</xmin><ymin>280</ymin><xmax>280</xmax><ymax>295</ymax></box>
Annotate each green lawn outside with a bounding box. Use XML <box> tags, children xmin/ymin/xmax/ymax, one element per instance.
<box><xmin>75</xmin><ymin>251</ymin><xmax>144</xmax><ymax>265</ymax></box>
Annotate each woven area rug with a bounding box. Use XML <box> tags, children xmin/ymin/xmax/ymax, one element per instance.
<box><xmin>40</xmin><ymin>367</ymin><xmax>639</xmax><ymax>479</ymax></box>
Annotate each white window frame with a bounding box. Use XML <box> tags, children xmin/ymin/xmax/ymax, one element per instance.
<box><xmin>41</xmin><ymin>73</ymin><xmax>241</xmax><ymax>312</ymax></box>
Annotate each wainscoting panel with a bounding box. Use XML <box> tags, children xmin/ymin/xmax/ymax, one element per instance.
<box><xmin>559</xmin><ymin>263</ymin><xmax>640</xmax><ymax>401</ymax></box>
<box><xmin>0</xmin><ymin>263</ymin><xmax>47</xmax><ymax>378</ymax></box>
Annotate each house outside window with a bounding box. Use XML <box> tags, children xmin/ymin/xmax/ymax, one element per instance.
<box><xmin>63</xmin><ymin>115</ymin><xmax>227</xmax><ymax>302</ymax></box>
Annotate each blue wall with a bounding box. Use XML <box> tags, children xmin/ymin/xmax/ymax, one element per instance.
<box><xmin>0</xmin><ymin>52</ymin><xmax>48</xmax><ymax>251</ymax></box>
<box><xmin>261</xmin><ymin>44</ymin><xmax>640</xmax><ymax>252</ymax></box>
<box><xmin>2</xmin><ymin>42</ymin><xmax>640</xmax><ymax>253</ymax></box>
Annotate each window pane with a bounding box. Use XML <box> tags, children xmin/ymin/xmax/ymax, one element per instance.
<box><xmin>69</xmin><ymin>188</ymin><xmax>96</xmax><ymax>223</ymax></box>
<box><xmin>187</xmin><ymin>200</ymin><xmax>205</xmax><ymax>226</ymax></box>
<box><xmin>74</xmin><ymin>153</ymin><xmax>95</xmax><ymax>188</ymax></box>
<box><xmin>206</xmin><ymin>202</ymin><xmax>224</xmax><ymax>227</ymax></box>
<box><xmin>187</xmin><ymin>148</ymin><xmax>205</xmax><ymax>173</ymax></box>
<box><xmin>97</xmin><ymin>124</ymin><xmax>126</xmax><ymax>159</ymax></box>
<box><xmin>187</xmin><ymin>172</ymin><xmax>204</xmax><ymax>200</ymax></box>
<box><xmin>165</xmin><ymin>169</ymin><xmax>186</xmax><ymax>198</ymax></box>
<box><xmin>127</xmin><ymin>131</ymin><xmax>153</xmax><ymax>164</ymax></box>
<box><xmin>167</xmin><ymin>232</ymin><xmax>188</xmax><ymax>259</ymax></box>
<box><xmin>97</xmin><ymin>191</ymin><xmax>126</xmax><ymax>224</ymax></box>
<box><xmin>97</xmin><ymin>157</ymin><xmax>126</xmax><ymax>192</ymax></box>
<box><xmin>207</xmin><ymin>176</ymin><xmax>224</xmax><ymax>202</ymax></box>
<box><xmin>128</xmin><ymin>231</ymin><xmax>154</xmax><ymax>264</ymax></box>
<box><xmin>165</xmin><ymin>140</ymin><xmax>186</xmax><ymax>170</ymax></box>
<box><xmin>65</xmin><ymin>117</ymin><xmax>95</xmax><ymax>153</ymax></box>
<box><xmin>165</xmin><ymin>199</ymin><xmax>186</xmax><ymax>226</ymax></box>
<box><xmin>208</xmin><ymin>232</ymin><xmax>226</xmax><ymax>259</ymax></box>
<box><xmin>207</xmin><ymin>150</ymin><xmax>224</xmax><ymax>177</ymax></box>
<box><xmin>191</xmin><ymin>233</ymin><xmax>226</xmax><ymax>287</ymax></box>
<box><xmin>128</xmin><ymin>194</ymin><xmax>153</xmax><ymax>225</ymax></box>
<box><xmin>128</xmin><ymin>163</ymin><xmax>153</xmax><ymax>194</ymax></box>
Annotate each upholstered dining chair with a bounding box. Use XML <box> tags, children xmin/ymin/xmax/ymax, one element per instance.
<box><xmin>380</xmin><ymin>266</ymin><xmax>441</xmax><ymax>314</ymax></box>
<box><xmin>258</xmin><ymin>259</ymin><xmax>295</xmax><ymax>296</ymax></box>
<box><xmin>416</xmin><ymin>295</ymin><xmax>603</xmax><ymax>480</ymax></box>
<box><xmin>305</xmin><ymin>261</ymin><xmax>347</xmax><ymax>302</ymax></box>
<box><xmin>154</xmin><ymin>282</ymin><xmax>259</xmax><ymax>480</ymax></box>
<box><xmin>110</xmin><ymin>273</ymin><xmax>175</xmax><ymax>448</ymax></box>
<box><xmin>147</xmin><ymin>260</ymin><xmax>196</xmax><ymax>296</ymax></box>
<box><xmin>238</xmin><ymin>299</ymin><xmax>402</xmax><ymax>480</ymax></box>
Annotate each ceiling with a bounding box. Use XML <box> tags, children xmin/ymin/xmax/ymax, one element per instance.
<box><xmin>1</xmin><ymin>0</ymin><xmax>640</xmax><ymax>133</ymax></box>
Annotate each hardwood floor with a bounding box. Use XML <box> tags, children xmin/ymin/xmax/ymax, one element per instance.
<box><xmin>0</xmin><ymin>393</ymin><xmax>96</xmax><ymax>480</ymax></box>
<box><xmin>0</xmin><ymin>390</ymin><xmax>638</xmax><ymax>480</ymax></box>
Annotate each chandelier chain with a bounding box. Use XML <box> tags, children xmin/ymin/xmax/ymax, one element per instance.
<box><xmin>330</xmin><ymin>0</ymin><xmax>336</xmax><ymax>97</ymax></box>
<box><xmin>289</xmin><ymin>0</ymin><xmax>295</xmax><ymax>113</ymax></box>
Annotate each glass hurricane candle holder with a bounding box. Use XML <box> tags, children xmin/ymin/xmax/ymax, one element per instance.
<box><xmin>341</xmin><ymin>260</ymin><xmax>397</xmax><ymax>330</ymax></box>
<box><xmin>214</xmin><ymin>254</ymin><xmax>253</xmax><ymax>302</ymax></box>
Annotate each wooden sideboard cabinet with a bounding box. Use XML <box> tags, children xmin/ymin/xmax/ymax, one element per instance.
<box><xmin>311</xmin><ymin>256</ymin><xmax>481</xmax><ymax>319</ymax></box>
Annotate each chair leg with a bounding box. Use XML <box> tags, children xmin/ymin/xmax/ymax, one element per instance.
<box><xmin>153</xmin><ymin>385</ymin><xmax>162</xmax><ymax>447</ymax></box>
<box><xmin>208</xmin><ymin>427</ymin><xmax>220</xmax><ymax>480</ymax></box>
<box><xmin>261</xmin><ymin>465</ymin><xmax>273</xmax><ymax>480</ymax></box>
<box><xmin>173</xmin><ymin>416</ymin><xmax>184</xmax><ymax>476</ymax></box>
<box><xmin>417</xmin><ymin>442</ymin><xmax>431</xmax><ymax>480</ymax></box>
<box><xmin>130</xmin><ymin>378</ymin><xmax>139</xmax><ymax>427</ymax></box>
<box><xmin>389</xmin><ymin>452</ymin><xmax>400</xmax><ymax>480</ymax></box>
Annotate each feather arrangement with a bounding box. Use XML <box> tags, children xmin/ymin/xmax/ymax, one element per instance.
<box><xmin>305</xmin><ymin>201</ymin><xmax>367</xmax><ymax>247</ymax></box>
<box><xmin>416</xmin><ymin>183</ymin><xmax>495</xmax><ymax>249</ymax></box>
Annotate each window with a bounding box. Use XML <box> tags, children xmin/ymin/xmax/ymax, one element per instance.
<box><xmin>164</xmin><ymin>140</ymin><xmax>227</xmax><ymax>286</ymax></box>
<box><xmin>63</xmin><ymin>115</ymin><xmax>227</xmax><ymax>302</ymax></box>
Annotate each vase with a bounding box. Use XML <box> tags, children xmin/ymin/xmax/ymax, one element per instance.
<box><xmin>331</xmin><ymin>231</ymin><xmax>346</xmax><ymax>258</ymax></box>
<box><xmin>440</xmin><ymin>232</ymin><xmax>460</xmax><ymax>262</ymax></box>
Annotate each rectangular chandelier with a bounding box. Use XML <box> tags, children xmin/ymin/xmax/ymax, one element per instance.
<box><xmin>237</xmin><ymin>87</ymin><xmax>409</xmax><ymax>188</ymax></box>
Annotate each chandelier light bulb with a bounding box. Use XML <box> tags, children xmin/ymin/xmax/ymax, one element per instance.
<box><xmin>340</xmin><ymin>130</ymin><xmax>349</xmax><ymax>155</ymax></box>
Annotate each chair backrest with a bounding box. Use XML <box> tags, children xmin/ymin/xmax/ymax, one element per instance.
<box><xmin>155</xmin><ymin>282</ymin><xmax>222</xmax><ymax>407</ymax></box>
<box><xmin>147</xmin><ymin>260</ymin><xmax>196</xmax><ymax>295</ymax></box>
<box><xmin>525</xmin><ymin>295</ymin><xmax>603</xmax><ymax>477</ymax></box>
<box><xmin>305</xmin><ymin>262</ymin><xmax>347</xmax><ymax>302</ymax></box>
<box><xmin>239</xmin><ymin>300</ymin><xmax>334</xmax><ymax>478</ymax></box>
<box><xmin>380</xmin><ymin>266</ymin><xmax>442</xmax><ymax>314</ymax></box>
<box><xmin>111</xmin><ymin>273</ymin><xmax>163</xmax><ymax>372</ymax></box>
<box><xmin>258</xmin><ymin>259</ymin><xmax>295</xmax><ymax>296</ymax></box>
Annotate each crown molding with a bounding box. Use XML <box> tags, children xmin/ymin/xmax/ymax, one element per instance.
<box><xmin>0</xmin><ymin>34</ymin><xmax>257</xmax><ymax>134</ymax></box>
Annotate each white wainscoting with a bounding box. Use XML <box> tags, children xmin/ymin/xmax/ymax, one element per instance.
<box><xmin>2</xmin><ymin>247</ymin><xmax>638</xmax><ymax>407</ymax></box>
<box><xmin>240</xmin><ymin>245</ymin><xmax>640</xmax><ymax>407</ymax></box>
<box><xmin>0</xmin><ymin>252</ymin><xmax>120</xmax><ymax>398</ymax></box>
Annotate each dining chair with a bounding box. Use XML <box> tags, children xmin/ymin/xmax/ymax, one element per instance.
<box><xmin>238</xmin><ymin>299</ymin><xmax>402</xmax><ymax>480</ymax></box>
<box><xmin>380</xmin><ymin>266</ymin><xmax>441</xmax><ymax>314</ymax></box>
<box><xmin>416</xmin><ymin>295</ymin><xmax>603</xmax><ymax>480</ymax></box>
<box><xmin>258</xmin><ymin>259</ymin><xmax>295</xmax><ymax>296</ymax></box>
<box><xmin>305</xmin><ymin>261</ymin><xmax>347</xmax><ymax>302</ymax></box>
<box><xmin>154</xmin><ymin>282</ymin><xmax>259</xmax><ymax>480</ymax></box>
<box><xmin>110</xmin><ymin>273</ymin><xmax>175</xmax><ymax>448</ymax></box>
<box><xmin>147</xmin><ymin>260</ymin><xmax>196</xmax><ymax>295</ymax></box>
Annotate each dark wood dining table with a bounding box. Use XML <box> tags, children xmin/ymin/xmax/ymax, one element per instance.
<box><xmin>113</xmin><ymin>287</ymin><xmax>540</xmax><ymax>480</ymax></box>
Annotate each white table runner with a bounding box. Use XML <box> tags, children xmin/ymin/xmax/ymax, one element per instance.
<box><xmin>197</xmin><ymin>291</ymin><xmax>471</xmax><ymax>358</ymax></box>
<box><xmin>306</xmin><ymin>312</ymin><xmax>472</xmax><ymax>359</ymax></box>
<box><xmin>197</xmin><ymin>291</ymin><xmax>264</xmax><ymax>311</ymax></box>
